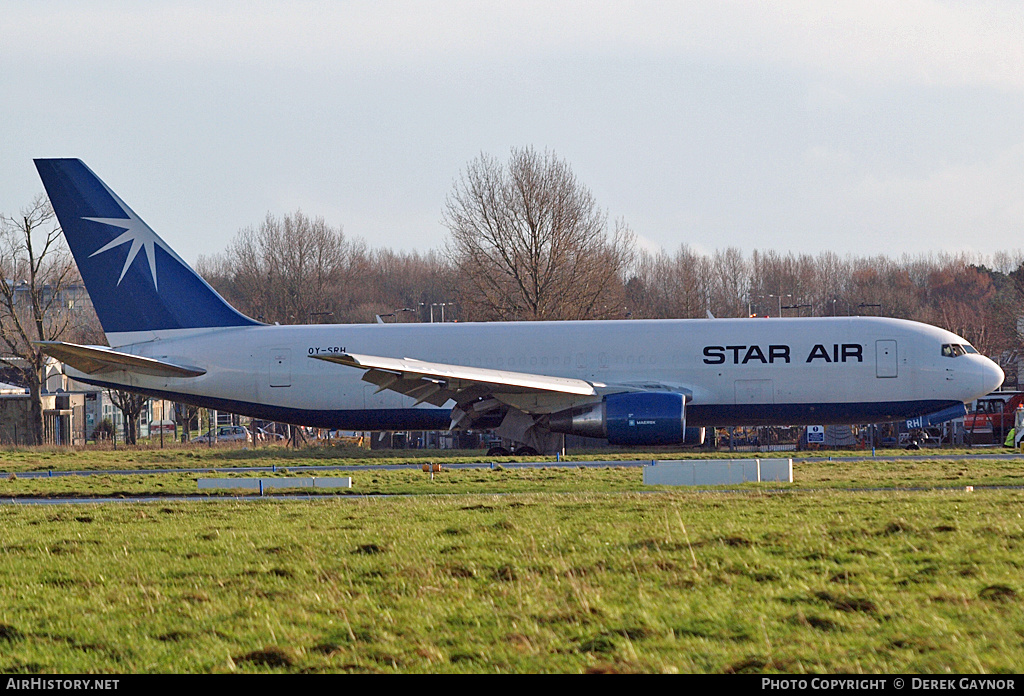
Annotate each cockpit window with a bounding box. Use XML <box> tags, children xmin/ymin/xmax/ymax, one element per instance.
<box><xmin>942</xmin><ymin>343</ymin><xmax>974</xmax><ymax>358</ymax></box>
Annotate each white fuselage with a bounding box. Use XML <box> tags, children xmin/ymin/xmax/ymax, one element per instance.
<box><xmin>74</xmin><ymin>316</ymin><xmax>1003</xmax><ymax>430</ymax></box>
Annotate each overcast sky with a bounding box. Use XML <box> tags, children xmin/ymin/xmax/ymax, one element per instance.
<box><xmin>2</xmin><ymin>1</ymin><xmax>1023</xmax><ymax>265</ymax></box>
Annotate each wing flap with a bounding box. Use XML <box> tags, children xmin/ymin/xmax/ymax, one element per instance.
<box><xmin>311</xmin><ymin>352</ymin><xmax>599</xmax><ymax>397</ymax></box>
<box><xmin>35</xmin><ymin>341</ymin><xmax>207</xmax><ymax>378</ymax></box>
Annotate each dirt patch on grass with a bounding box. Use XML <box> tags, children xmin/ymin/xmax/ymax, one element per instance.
<box><xmin>792</xmin><ymin>612</ymin><xmax>840</xmax><ymax>632</ymax></box>
<box><xmin>815</xmin><ymin>590</ymin><xmax>877</xmax><ymax>614</ymax></box>
<box><xmin>0</xmin><ymin>624</ymin><xmax>24</xmax><ymax>641</ymax></box>
<box><xmin>492</xmin><ymin>564</ymin><xmax>517</xmax><ymax>581</ymax></box>
<box><xmin>157</xmin><ymin>631</ymin><xmax>191</xmax><ymax>642</ymax></box>
<box><xmin>235</xmin><ymin>646</ymin><xmax>294</xmax><ymax>668</ymax></box>
<box><xmin>446</xmin><ymin>564</ymin><xmax>477</xmax><ymax>579</ymax></box>
<box><xmin>723</xmin><ymin>656</ymin><xmax>793</xmax><ymax>674</ymax></box>
<box><xmin>979</xmin><ymin>584</ymin><xmax>1017</xmax><ymax>602</ymax></box>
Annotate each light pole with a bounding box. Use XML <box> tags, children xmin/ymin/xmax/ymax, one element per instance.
<box><xmin>420</xmin><ymin>302</ymin><xmax>451</xmax><ymax>323</ymax></box>
<box><xmin>767</xmin><ymin>294</ymin><xmax>791</xmax><ymax>317</ymax></box>
<box><xmin>750</xmin><ymin>294</ymin><xmax>773</xmax><ymax>317</ymax></box>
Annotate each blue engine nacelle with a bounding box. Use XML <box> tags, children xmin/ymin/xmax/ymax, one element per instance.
<box><xmin>606</xmin><ymin>392</ymin><xmax>686</xmax><ymax>445</ymax></box>
<box><xmin>548</xmin><ymin>392</ymin><xmax>702</xmax><ymax>446</ymax></box>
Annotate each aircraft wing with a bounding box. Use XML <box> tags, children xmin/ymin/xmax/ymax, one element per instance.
<box><xmin>310</xmin><ymin>351</ymin><xmax>600</xmax><ymax>408</ymax></box>
<box><xmin>312</xmin><ymin>351</ymin><xmax>696</xmax><ymax>435</ymax></box>
<box><xmin>35</xmin><ymin>341</ymin><xmax>207</xmax><ymax>378</ymax></box>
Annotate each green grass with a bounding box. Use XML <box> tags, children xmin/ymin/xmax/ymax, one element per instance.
<box><xmin>0</xmin><ymin>442</ymin><xmax>1008</xmax><ymax>475</ymax></box>
<box><xmin>2</xmin><ymin>447</ymin><xmax>1024</xmax><ymax>673</ymax></box>
<box><xmin>2</xmin><ymin>452</ymin><xmax>1024</xmax><ymax>499</ymax></box>
<box><xmin>0</xmin><ymin>465</ymin><xmax>651</xmax><ymax>499</ymax></box>
<box><xmin>2</xmin><ymin>490</ymin><xmax>1024</xmax><ymax>673</ymax></box>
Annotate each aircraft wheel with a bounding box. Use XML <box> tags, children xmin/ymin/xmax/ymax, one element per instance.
<box><xmin>487</xmin><ymin>446</ymin><xmax>511</xmax><ymax>456</ymax></box>
<box><xmin>514</xmin><ymin>446</ymin><xmax>539</xmax><ymax>456</ymax></box>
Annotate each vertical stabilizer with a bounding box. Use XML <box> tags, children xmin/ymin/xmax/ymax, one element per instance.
<box><xmin>34</xmin><ymin>159</ymin><xmax>259</xmax><ymax>346</ymax></box>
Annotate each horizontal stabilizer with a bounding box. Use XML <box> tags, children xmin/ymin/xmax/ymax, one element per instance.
<box><xmin>35</xmin><ymin>341</ymin><xmax>207</xmax><ymax>378</ymax></box>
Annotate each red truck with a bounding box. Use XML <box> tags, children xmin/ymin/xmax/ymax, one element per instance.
<box><xmin>964</xmin><ymin>392</ymin><xmax>1024</xmax><ymax>444</ymax></box>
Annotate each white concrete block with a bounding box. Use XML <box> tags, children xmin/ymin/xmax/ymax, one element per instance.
<box><xmin>197</xmin><ymin>476</ymin><xmax>353</xmax><ymax>491</ymax></box>
<box><xmin>642</xmin><ymin>458</ymin><xmax>793</xmax><ymax>486</ymax></box>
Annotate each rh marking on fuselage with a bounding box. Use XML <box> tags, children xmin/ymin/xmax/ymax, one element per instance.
<box><xmin>702</xmin><ymin>344</ymin><xmax>863</xmax><ymax>365</ymax></box>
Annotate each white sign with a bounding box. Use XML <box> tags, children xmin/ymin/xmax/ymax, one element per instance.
<box><xmin>807</xmin><ymin>425</ymin><xmax>825</xmax><ymax>444</ymax></box>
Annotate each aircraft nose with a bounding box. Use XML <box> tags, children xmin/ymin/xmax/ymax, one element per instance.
<box><xmin>979</xmin><ymin>357</ymin><xmax>1005</xmax><ymax>395</ymax></box>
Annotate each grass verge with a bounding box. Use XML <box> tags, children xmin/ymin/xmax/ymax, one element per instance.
<box><xmin>1</xmin><ymin>449</ymin><xmax>1023</xmax><ymax>673</ymax></box>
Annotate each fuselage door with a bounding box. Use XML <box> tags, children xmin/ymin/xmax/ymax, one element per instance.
<box><xmin>269</xmin><ymin>348</ymin><xmax>291</xmax><ymax>388</ymax></box>
<box><xmin>875</xmin><ymin>340</ymin><xmax>897</xmax><ymax>378</ymax></box>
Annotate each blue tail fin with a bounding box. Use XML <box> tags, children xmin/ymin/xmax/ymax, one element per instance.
<box><xmin>35</xmin><ymin>159</ymin><xmax>259</xmax><ymax>344</ymax></box>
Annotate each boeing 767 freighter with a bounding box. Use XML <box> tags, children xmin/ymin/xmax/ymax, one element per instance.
<box><xmin>33</xmin><ymin>159</ymin><xmax>1003</xmax><ymax>453</ymax></box>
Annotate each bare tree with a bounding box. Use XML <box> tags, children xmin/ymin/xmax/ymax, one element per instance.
<box><xmin>443</xmin><ymin>147</ymin><xmax>635</xmax><ymax>321</ymax></box>
<box><xmin>0</xmin><ymin>194</ymin><xmax>80</xmax><ymax>444</ymax></box>
<box><xmin>107</xmin><ymin>388</ymin><xmax>147</xmax><ymax>445</ymax></box>
<box><xmin>198</xmin><ymin>215</ymin><xmax>460</xmax><ymax>325</ymax></box>
<box><xmin>626</xmin><ymin>245</ymin><xmax>715</xmax><ymax>319</ymax></box>
<box><xmin>170</xmin><ymin>402</ymin><xmax>200</xmax><ymax>442</ymax></box>
<box><xmin>353</xmin><ymin>248</ymin><xmax>457</xmax><ymax>324</ymax></box>
<box><xmin>197</xmin><ymin>211</ymin><xmax>365</xmax><ymax>325</ymax></box>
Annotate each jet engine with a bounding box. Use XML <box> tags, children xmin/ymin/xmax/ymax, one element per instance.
<box><xmin>548</xmin><ymin>392</ymin><xmax>703</xmax><ymax>446</ymax></box>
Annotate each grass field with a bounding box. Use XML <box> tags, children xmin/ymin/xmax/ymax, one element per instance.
<box><xmin>1</xmin><ymin>445</ymin><xmax>1023</xmax><ymax>673</ymax></box>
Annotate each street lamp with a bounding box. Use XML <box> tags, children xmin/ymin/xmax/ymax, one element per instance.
<box><xmin>747</xmin><ymin>294</ymin><xmax>775</xmax><ymax>317</ymax></box>
<box><xmin>420</xmin><ymin>302</ymin><xmax>451</xmax><ymax>323</ymax></box>
<box><xmin>766</xmin><ymin>294</ymin><xmax>791</xmax><ymax>317</ymax></box>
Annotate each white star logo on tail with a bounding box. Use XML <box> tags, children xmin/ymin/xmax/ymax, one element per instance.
<box><xmin>83</xmin><ymin>193</ymin><xmax>177</xmax><ymax>292</ymax></box>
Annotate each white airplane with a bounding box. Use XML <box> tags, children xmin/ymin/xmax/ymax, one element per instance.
<box><xmin>34</xmin><ymin>159</ymin><xmax>1004</xmax><ymax>454</ymax></box>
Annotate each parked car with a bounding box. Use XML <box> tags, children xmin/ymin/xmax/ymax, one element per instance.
<box><xmin>257</xmin><ymin>427</ymin><xmax>285</xmax><ymax>441</ymax></box>
<box><xmin>149</xmin><ymin>420</ymin><xmax>177</xmax><ymax>436</ymax></box>
<box><xmin>194</xmin><ymin>425</ymin><xmax>251</xmax><ymax>443</ymax></box>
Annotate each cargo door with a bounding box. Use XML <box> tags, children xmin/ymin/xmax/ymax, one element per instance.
<box><xmin>875</xmin><ymin>340</ymin><xmax>897</xmax><ymax>378</ymax></box>
<box><xmin>269</xmin><ymin>348</ymin><xmax>291</xmax><ymax>387</ymax></box>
